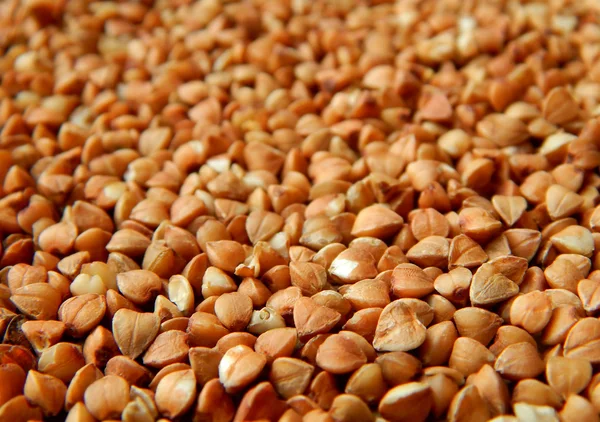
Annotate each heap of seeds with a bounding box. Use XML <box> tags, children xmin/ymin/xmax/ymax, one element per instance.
<box><xmin>0</xmin><ymin>0</ymin><xmax>600</xmax><ymax>420</ymax></box>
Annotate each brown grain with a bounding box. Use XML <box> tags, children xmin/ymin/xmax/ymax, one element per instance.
<box><xmin>0</xmin><ymin>1</ymin><xmax>599</xmax><ymax>421</ymax></box>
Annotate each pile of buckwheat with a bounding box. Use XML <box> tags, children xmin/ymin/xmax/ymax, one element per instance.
<box><xmin>1</xmin><ymin>0</ymin><xmax>600</xmax><ymax>420</ymax></box>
